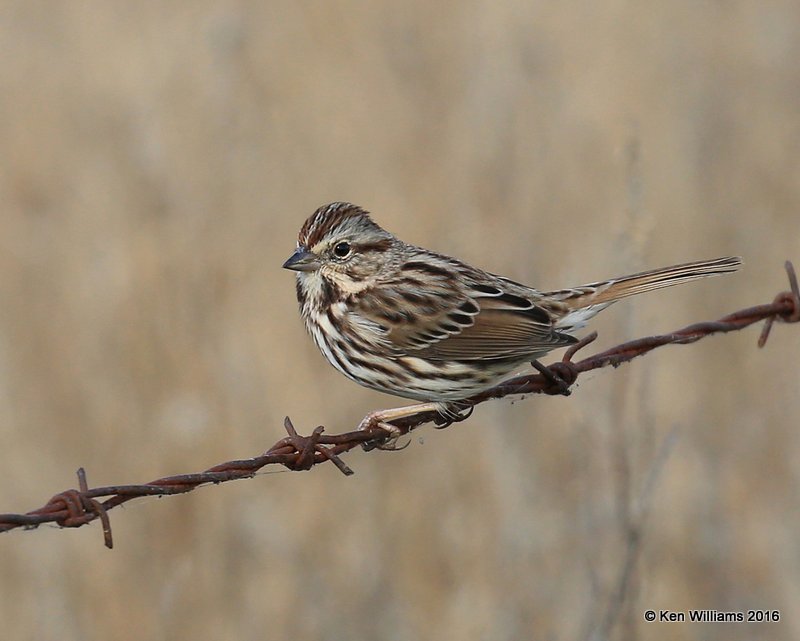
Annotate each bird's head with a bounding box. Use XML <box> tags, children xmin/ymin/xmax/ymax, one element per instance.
<box><xmin>283</xmin><ymin>202</ymin><xmax>397</xmax><ymax>296</ymax></box>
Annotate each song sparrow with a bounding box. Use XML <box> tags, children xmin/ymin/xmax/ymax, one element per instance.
<box><xmin>284</xmin><ymin>202</ymin><xmax>740</xmax><ymax>437</ymax></box>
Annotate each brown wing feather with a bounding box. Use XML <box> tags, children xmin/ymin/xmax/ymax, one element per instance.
<box><xmin>412</xmin><ymin>296</ymin><xmax>577</xmax><ymax>362</ymax></box>
<box><xmin>352</xmin><ymin>261</ymin><xmax>576</xmax><ymax>363</ymax></box>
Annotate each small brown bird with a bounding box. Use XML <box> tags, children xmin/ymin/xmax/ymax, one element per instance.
<box><xmin>284</xmin><ymin>202</ymin><xmax>740</xmax><ymax>435</ymax></box>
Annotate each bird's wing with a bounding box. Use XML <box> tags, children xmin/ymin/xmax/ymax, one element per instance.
<box><xmin>352</xmin><ymin>262</ymin><xmax>576</xmax><ymax>362</ymax></box>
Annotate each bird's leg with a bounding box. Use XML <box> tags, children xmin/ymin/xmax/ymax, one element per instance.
<box><xmin>358</xmin><ymin>402</ymin><xmax>442</xmax><ymax>451</ymax></box>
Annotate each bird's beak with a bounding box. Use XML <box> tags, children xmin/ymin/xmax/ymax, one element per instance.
<box><xmin>282</xmin><ymin>247</ymin><xmax>321</xmax><ymax>272</ymax></box>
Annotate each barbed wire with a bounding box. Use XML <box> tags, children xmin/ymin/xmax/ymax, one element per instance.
<box><xmin>1</xmin><ymin>261</ymin><xmax>797</xmax><ymax>549</ymax></box>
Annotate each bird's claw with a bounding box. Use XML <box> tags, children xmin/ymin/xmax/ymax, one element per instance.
<box><xmin>358</xmin><ymin>413</ymin><xmax>409</xmax><ymax>451</ymax></box>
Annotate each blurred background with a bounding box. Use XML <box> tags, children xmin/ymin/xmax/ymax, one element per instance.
<box><xmin>1</xmin><ymin>2</ymin><xmax>799</xmax><ymax>640</ymax></box>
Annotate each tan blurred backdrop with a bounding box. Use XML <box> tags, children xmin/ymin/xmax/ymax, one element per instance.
<box><xmin>1</xmin><ymin>2</ymin><xmax>799</xmax><ymax>640</ymax></box>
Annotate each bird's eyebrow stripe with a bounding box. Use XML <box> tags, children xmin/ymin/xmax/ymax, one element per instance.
<box><xmin>355</xmin><ymin>239</ymin><xmax>393</xmax><ymax>252</ymax></box>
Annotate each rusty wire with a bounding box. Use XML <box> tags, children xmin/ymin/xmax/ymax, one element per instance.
<box><xmin>1</xmin><ymin>261</ymin><xmax>797</xmax><ymax>549</ymax></box>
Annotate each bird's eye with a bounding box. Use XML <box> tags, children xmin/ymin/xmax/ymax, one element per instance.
<box><xmin>333</xmin><ymin>242</ymin><xmax>351</xmax><ymax>258</ymax></box>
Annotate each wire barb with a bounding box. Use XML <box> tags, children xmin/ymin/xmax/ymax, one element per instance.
<box><xmin>0</xmin><ymin>260</ymin><xmax>797</xmax><ymax>546</ymax></box>
<box><xmin>281</xmin><ymin>418</ymin><xmax>354</xmax><ymax>475</ymax></box>
<box><xmin>76</xmin><ymin>468</ymin><xmax>113</xmax><ymax>549</ymax></box>
<box><xmin>758</xmin><ymin>261</ymin><xmax>799</xmax><ymax>347</ymax></box>
<box><xmin>531</xmin><ymin>359</ymin><xmax>573</xmax><ymax>395</ymax></box>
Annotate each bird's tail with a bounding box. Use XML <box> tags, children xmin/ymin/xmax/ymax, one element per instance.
<box><xmin>547</xmin><ymin>256</ymin><xmax>742</xmax><ymax>330</ymax></box>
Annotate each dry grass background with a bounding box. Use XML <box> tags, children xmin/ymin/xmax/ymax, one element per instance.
<box><xmin>1</xmin><ymin>2</ymin><xmax>799</xmax><ymax>640</ymax></box>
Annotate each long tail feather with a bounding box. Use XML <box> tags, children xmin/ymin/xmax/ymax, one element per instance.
<box><xmin>550</xmin><ymin>256</ymin><xmax>742</xmax><ymax>311</ymax></box>
<box><xmin>584</xmin><ymin>255</ymin><xmax>742</xmax><ymax>306</ymax></box>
